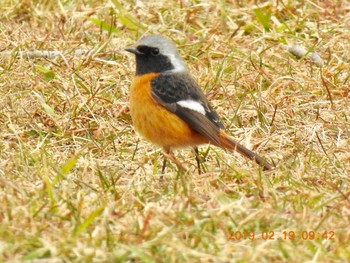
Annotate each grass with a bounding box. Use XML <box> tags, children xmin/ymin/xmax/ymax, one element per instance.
<box><xmin>0</xmin><ymin>0</ymin><xmax>349</xmax><ymax>262</ymax></box>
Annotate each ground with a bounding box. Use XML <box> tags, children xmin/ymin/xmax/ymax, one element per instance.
<box><xmin>0</xmin><ymin>0</ymin><xmax>349</xmax><ymax>262</ymax></box>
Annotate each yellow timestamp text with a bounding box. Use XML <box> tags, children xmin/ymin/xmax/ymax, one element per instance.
<box><xmin>227</xmin><ymin>230</ymin><xmax>335</xmax><ymax>241</ymax></box>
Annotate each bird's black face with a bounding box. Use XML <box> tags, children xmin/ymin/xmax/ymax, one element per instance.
<box><xmin>126</xmin><ymin>45</ymin><xmax>175</xmax><ymax>75</ymax></box>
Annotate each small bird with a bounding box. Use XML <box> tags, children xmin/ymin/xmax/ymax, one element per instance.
<box><xmin>126</xmin><ymin>35</ymin><xmax>273</xmax><ymax>172</ymax></box>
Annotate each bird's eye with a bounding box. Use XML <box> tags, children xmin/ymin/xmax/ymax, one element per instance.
<box><xmin>151</xmin><ymin>48</ymin><xmax>160</xmax><ymax>56</ymax></box>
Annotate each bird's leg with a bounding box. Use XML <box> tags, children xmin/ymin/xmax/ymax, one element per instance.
<box><xmin>162</xmin><ymin>148</ymin><xmax>187</xmax><ymax>173</ymax></box>
<box><xmin>194</xmin><ymin>147</ymin><xmax>201</xmax><ymax>174</ymax></box>
<box><xmin>161</xmin><ymin>148</ymin><xmax>169</xmax><ymax>174</ymax></box>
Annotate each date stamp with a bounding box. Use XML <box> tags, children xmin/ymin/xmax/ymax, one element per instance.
<box><xmin>227</xmin><ymin>230</ymin><xmax>335</xmax><ymax>241</ymax></box>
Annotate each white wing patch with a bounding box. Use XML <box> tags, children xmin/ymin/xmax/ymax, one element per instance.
<box><xmin>177</xmin><ymin>100</ymin><xmax>206</xmax><ymax>115</ymax></box>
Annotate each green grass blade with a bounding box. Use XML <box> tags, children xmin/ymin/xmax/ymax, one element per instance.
<box><xmin>74</xmin><ymin>206</ymin><xmax>104</xmax><ymax>235</ymax></box>
<box><xmin>60</xmin><ymin>155</ymin><xmax>80</xmax><ymax>176</ymax></box>
<box><xmin>32</xmin><ymin>91</ymin><xmax>59</xmax><ymax>120</ymax></box>
<box><xmin>88</xmin><ymin>18</ymin><xmax>118</xmax><ymax>33</ymax></box>
<box><xmin>254</xmin><ymin>8</ymin><xmax>271</xmax><ymax>31</ymax></box>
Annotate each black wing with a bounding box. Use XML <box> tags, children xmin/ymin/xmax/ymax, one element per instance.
<box><xmin>151</xmin><ymin>72</ymin><xmax>224</xmax><ymax>145</ymax></box>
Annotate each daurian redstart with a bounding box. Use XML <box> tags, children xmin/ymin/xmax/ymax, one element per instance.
<box><xmin>126</xmin><ymin>35</ymin><xmax>272</xmax><ymax>172</ymax></box>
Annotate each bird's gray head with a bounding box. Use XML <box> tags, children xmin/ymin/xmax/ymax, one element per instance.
<box><xmin>125</xmin><ymin>35</ymin><xmax>186</xmax><ymax>75</ymax></box>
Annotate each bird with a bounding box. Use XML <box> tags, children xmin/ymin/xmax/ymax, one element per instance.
<box><xmin>125</xmin><ymin>34</ymin><xmax>273</xmax><ymax>172</ymax></box>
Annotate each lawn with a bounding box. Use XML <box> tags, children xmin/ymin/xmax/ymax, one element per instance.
<box><xmin>0</xmin><ymin>0</ymin><xmax>349</xmax><ymax>262</ymax></box>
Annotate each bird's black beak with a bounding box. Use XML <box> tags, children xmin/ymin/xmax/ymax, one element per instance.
<box><xmin>125</xmin><ymin>47</ymin><xmax>141</xmax><ymax>55</ymax></box>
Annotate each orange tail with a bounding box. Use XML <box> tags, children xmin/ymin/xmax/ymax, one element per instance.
<box><xmin>218</xmin><ymin>130</ymin><xmax>273</xmax><ymax>171</ymax></box>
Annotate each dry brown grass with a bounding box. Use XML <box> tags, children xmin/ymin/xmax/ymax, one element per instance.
<box><xmin>0</xmin><ymin>0</ymin><xmax>349</xmax><ymax>262</ymax></box>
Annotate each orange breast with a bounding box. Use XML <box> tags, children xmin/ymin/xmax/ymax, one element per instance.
<box><xmin>129</xmin><ymin>73</ymin><xmax>208</xmax><ymax>149</ymax></box>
